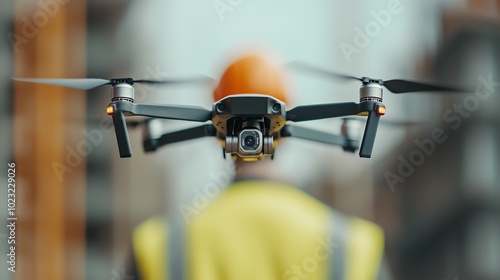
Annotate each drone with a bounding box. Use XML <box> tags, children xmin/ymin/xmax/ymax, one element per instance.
<box><xmin>13</xmin><ymin>61</ymin><xmax>466</xmax><ymax>161</ymax></box>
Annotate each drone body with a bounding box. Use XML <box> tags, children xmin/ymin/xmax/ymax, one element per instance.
<box><xmin>213</xmin><ymin>94</ymin><xmax>286</xmax><ymax>161</ymax></box>
<box><xmin>104</xmin><ymin>87</ymin><xmax>385</xmax><ymax>160</ymax></box>
<box><xmin>13</xmin><ymin>53</ymin><xmax>467</xmax><ymax>161</ymax></box>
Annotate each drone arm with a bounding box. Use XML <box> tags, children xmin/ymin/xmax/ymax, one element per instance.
<box><xmin>144</xmin><ymin>124</ymin><xmax>216</xmax><ymax>152</ymax></box>
<box><xmin>286</xmin><ymin>102</ymin><xmax>360</xmax><ymax>122</ymax></box>
<box><xmin>281</xmin><ymin>124</ymin><xmax>353</xmax><ymax>148</ymax></box>
<box><xmin>114</xmin><ymin>102</ymin><xmax>212</xmax><ymax>122</ymax></box>
<box><xmin>107</xmin><ymin>101</ymin><xmax>212</xmax><ymax>157</ymax></box>
<box><xmin>112</xmin><ymin>111</ymin><xmax>132</xmax><ymax>158</ymax></box>
<box><xmin>286</xmin><ymin>101</ymin><xmax>385</xmax><ymax>158</ymax></box>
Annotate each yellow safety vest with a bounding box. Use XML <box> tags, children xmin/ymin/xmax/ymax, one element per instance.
<box><xmin>132</xmin><ymin>180</ymin><xmax>386</xmax><ymax>280</ymax></box>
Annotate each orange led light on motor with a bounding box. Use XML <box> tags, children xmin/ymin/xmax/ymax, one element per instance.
<box><xmin>106</xmin><ymin>105</ymin><xmax>115</xmax><ymax>115</ymax></box>
<box><xmin>376</xmin><ymin>105</ymin><xmax>386</xmax><ymax>116</ymax></box>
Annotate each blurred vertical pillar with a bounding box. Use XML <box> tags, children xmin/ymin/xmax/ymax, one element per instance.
<box><xmin>12</xmin><ymin>0</ymin><xmax>86</xmax><ymax>279</ymax></box>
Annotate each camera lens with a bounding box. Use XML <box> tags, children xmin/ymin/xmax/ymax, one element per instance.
<box><xmin>244</xmin><ymin>135</ymin><xmax>256</xmax><ymax>147</ymax></box>
<box><xmin>239</xmin><ymin>129</ymin><xmax>262</xmax><ymax>154</ymax></box>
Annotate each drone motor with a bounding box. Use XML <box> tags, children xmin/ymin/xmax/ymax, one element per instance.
<box><xmin>360</xmin><ymin>80</ymin><xmax>383</xmax><ymax>103</ymax></box>
<box><xmin>111</xmin><ymin>82</ymin><xmax>135</xmax><ymax>103</ymax></box>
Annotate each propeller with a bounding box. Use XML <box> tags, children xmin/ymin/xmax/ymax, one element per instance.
<box><xmin>12</xmin><ymin>76</ymin><xmax>214</xmax><ymax>91</ymax></box>
<box><xmin>287</xmin><ymin>61</ymin><xmax>362</xmax><ymax>82</ymax></box>
<box><xmin>287</xmin><ymin>61</ymin><xmax>469</xmax><ymax>93</ymax></box>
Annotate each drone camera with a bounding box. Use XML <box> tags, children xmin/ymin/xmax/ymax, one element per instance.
<box><xmin>213</xmin><ymin>95</ymin><xmax>285</xmax><ymax>160</ymax></box>
<box><xmin>239</xmin><ymin>128</ymin><xmax>262</xmax><ymax>154</ymax></box>
<box><xmin>225</xmin><ymin>130</ymin><xmax>273</xmax><ymax>160</ymax></box>
<box><xmin>225</xmin><ymin>121</ymin><xmax>273</xmax><ymax>160</ymax></box>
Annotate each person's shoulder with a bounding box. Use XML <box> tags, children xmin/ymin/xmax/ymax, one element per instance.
<box><xmin>330</xmin><ymin>209</ymin><xmax>385</xmax><ymax>262</ymax></box>
<box><xmin>330</xmin><ymin>211</ymin><xmax>386</xmax><ymax>278</ymax></box>
<box><xmin>132</xmin><ymin>216</ymin><xmax>169</xmax><ymax>280</ymax></box>
<box><xmin>133</xmin><ymin>216</ymin><xmax>168</xmax><ymax>244</ymax></box>
<box><xmin>331</xmin><ymin>209</ymin><xmax>384</xmax><ymax>237</ymax></box>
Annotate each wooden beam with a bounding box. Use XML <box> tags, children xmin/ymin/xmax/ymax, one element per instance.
<box><xmin>13</xmin><ymin>0</ymin><xmax>86</xmax><ymax>279</ymax></box>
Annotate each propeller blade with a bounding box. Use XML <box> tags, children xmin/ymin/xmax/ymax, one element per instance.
<box><xmin>12</xmin><ymin>78</ymin><xmax>110</xmax><ymax>90</ymax></box>
<box><xmin>383</xmin><ymin>79</ymin><xmax>468</xmax><ymax>94</ymax></box>
<box><xmin>134</xmin><ymin>75</ymin><xmax>214</xmax><ymax>85</ymax></box>
<box><xmin>288</xmin><ymin>61</ymin><xmax>470</xmax><ymax>94</ymax></box>
<box><xmin>287</xmin><ymin>61</ymin><xmax>361</xmax><ymax>81</ymax></box>
<box><xmin>13</xmin><ymin>76</ymin><xmax>214</xmax><ymax>90</ymax></box>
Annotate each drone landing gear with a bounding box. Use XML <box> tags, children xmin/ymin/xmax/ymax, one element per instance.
<box><xmin>112</xmin><ymin>111</ymin><xmax>132</xmax><ymax>158</ymax></box>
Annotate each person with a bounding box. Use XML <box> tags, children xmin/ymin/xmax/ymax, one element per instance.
<box><xmin>127</xmin><ymin>52</ymin><xmax>390</xmax><ymax>280</ymax></box>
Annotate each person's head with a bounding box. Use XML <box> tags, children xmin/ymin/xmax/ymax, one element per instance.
<box><xmin>214</xmin><ymin>51</ymin><xmax>289</xmax><ymax>179</ymax></box>
<box><xmin>214</xmin><ymin>51</ymin><xmax>289</xmax><ymax>104</ymax></box>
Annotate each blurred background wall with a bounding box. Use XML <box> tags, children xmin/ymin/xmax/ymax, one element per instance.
<box><xmin>1</xmin><ymin>0</ymin><xmax>499</xmax><ymax>279</ymax></box>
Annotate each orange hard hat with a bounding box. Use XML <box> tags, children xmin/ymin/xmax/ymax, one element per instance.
<box><xmin>213</xmin><ymin>53</ymin><xmax>289</xmax><ymax>104</ymax></box>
